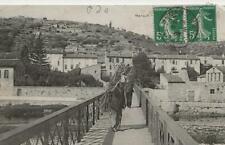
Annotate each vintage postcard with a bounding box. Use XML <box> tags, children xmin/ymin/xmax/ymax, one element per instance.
<box><xmin>0</xmin><ymin>4</ymin><xmax>224</xmax><ymax>145</ymax></box>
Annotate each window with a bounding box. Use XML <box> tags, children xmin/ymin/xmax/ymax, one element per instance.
<box><xmin>122</xmin><ymin>58</ymin><xmax>125</xmax><ymax>63</ymax></box>
<box><xmin>65</xmin><ymin>65</ymin><xmax>67</xmax><ymax>70</ymax></box>
<box><xmin>109</xmin><ymin>58</ymin><xmax>112</xmax><ymax>63</ymax></box>
<box><xmin>211</xmin><ymin>73</ymin><xmax>213</xmax><ymax>82</ymax></box>
<box><xmin>58</xmin><ymin>61</ymin><xmax>60</xmax><ymax>66</ymax></box>
<box><xmin>214</xmin><ymin>73</ymin><xmax>216</xmax><ymax>82</ymax></box>
<box><xmin>210</xmin><ymin>89</ymin><xmax>215</xmax><ymax>94</ymax></box>
<box><xmin>94</xmin><ymin>70</ymin><xmax>97</xmax><ymax>73</ymax></box>
<box><xmin>204</xmin><ymin>60</ymin><xmax>207</xmax><ymax>64</ymax></box>
<box><xmin>71</xmin><ymin>65</ymin><xmax>74</xmax><ymax>69</ymax></box>
<box><xmin>219</xmin><ymin>73</ymin><xmax>221</xmax><ymax>81</ymax></box>
<box><xmin>109</xmin><ymin>65</ymin><xmax>112</xmax><ymax>70</ymax></box>
<box><xmin>4</xmin><ymin>70</ymin><xmax>9</xmax><ymax>78</ymax></box>
<box><xmin>116</xmin><ymin>58</ymin><xmax>119</xmax><ymax>63</ymax></box>
<box><xmin>222</xmin><ymin>60</ymin><xmax>224</xmax><ymax>65</ymax></box>
<box><xmin>172</xmin><ymin>60</ymin><xmax>175</xmax><ymax>64</ymax></box>
<box><xmin>111</xmin><ymin>58</ymin><xmax>114</xmax><ymax>63</ymax></box>
<box><xmin>207</xmin><ymin>73</ymin><xmax>210</xmax><ymax>82</ymax></box>
<box><xmin>190</xmin><ymin>60</ymin><xmax>193</xmax><ymax>64</ymax></box>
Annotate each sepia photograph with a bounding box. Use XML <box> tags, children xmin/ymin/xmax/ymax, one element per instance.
<box><xmin>0</xmin><ymin>3</ymin><xmax>224</xmax><ymax>145</ymax></box>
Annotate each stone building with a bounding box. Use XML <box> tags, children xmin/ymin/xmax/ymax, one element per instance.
<box><xmin>47</xmin><ymin>50</ymin><xmax>98</xmax><ymax>73</ymax></box>
<box><xmin>46</xmin><ymin>49</ymin><xmax>64</xmax><ymax>72</ymax></box>
<box><xmin>63</xmin><ymin>53</ymin><xmax>98</xmax><ymax>73</ymax></box>
<box><xmin>206</xmin><ymin>66</ymin><xmax>225</xmax><ymax>83</ymax></box>
<box><xmin>105</xmin><ymin>52</ymin><xmax>133</xmax><ymax>77</ymax></box>
<box><xmin>211</xmin><ymin>55</ymin><xmax>225</xmax><ymax>66</ymax></box>
<box><xmin>0</xmin><ymin>59</ymin><xmax>19</xmax><ymax>96</ymax></box>
<box><xmin>149</xmin><ymin>55</ymin><xmax>200</xmax><ymax>74</ymax></box>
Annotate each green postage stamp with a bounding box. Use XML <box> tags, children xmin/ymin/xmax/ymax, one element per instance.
<box><xmin>187</xmin><ymin>6</ymin><xmax>217</xmax><ymax>42</ymax></box>
<box><xmin>154</xmin><ymin>5</ymin><xmax>217</xmax><ymax>43</ymax></box>
<box><xmin>154</xmin><ymin>7</ymin><xmax>184</xmax><ymax>43</ymax></box>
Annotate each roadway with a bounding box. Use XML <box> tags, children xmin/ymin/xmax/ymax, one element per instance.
<box><xmin>78</xmin><ymin>93</ymin><xmax>154</xmax><ymax>145</ymax></box>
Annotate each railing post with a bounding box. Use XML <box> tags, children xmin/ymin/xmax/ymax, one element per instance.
<box><xmin>86</xmin><ymin>105</ymin><xmax>89</xmax><ymax>132</ymax></box>
<box><xmin>155</xmin><ymin>112</ymin><xmax>160</xmax><ymax>145</ymax></box>
<box><xmin>139</xmin><ymin>90</ymin><xmax>142</xmax><ymax>107</ymax></box>
<box><xmin>97</xmin><ymin>98</ymin><xmax>100</xmax><ymax>120</ymax></box>
<box><xmin>146</xmin><ymin>99</ymin><xmax>149</xmax><ymax>126</ymax></box>
<box><xmin>77</xmin><ymin>110</ymin><xmax>81</xmax><ymax>142</ymax></box>
<box><xmin>163</xmin><ymin>121</ymin><xmax>168</xmax><ymax>145</ymax></box>
<box><xmin>92</xmin><ymin>101</ymin><xmax>95</xmax><ymax>125</ymax></box>
<box><xmin>43</xmin><ymin>126</ymin><xmax>49</xmax><ymax>145</ymax></box>
<box><xmin>63</xmin><ymin>118</ymin><xmax>69</xmax><ymax>145</ymax></box>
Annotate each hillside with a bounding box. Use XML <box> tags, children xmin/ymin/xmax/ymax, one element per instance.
<box><xmin>0</xmin><ymin>16</ymin><xmax>224</xmax><ymax>57</ymax></box>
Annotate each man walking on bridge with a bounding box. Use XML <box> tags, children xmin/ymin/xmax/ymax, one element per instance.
<box><xmin>110</xmin><ymin>82</ymin><xmax>126</xmax><ymax>132</ymax></box>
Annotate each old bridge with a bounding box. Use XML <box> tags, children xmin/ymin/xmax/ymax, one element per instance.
<box><xmin>0</xmin><ymin>84</ymin><xmax>199</xmax><ymax>145</ymax></box>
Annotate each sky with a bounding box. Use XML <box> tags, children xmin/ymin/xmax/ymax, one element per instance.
<box><xmin>0</xmin><ymin>1</ymin><xmax>224</xmax><ymax>37</ymax></box>
<box><xmin>0</xmin><ymin>5</ymin><xmax>155</xmax><ymax>36</ymax></box>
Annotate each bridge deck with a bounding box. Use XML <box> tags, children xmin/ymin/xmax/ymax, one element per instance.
<box><xmin>78</xmin><ymin>93</ymin><xmax>154</xmax><ymax>145</ymax></box>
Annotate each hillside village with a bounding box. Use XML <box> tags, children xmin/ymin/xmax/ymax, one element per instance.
<box><xmin>1</xmin><ymin>13</ymin><xmax>225</xmax><ymax>144</ymax></box>
<box><xmin>1</xmin><ymin>16</ymin><xmax>225</xmax><ymax>89</ymax></box>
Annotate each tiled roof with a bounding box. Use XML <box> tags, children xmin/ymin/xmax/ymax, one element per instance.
<box><xmin>0</xmin><ymin>52</ymin><xmax>20</xmax><ymax>59</ymax></box>
<box><xmin>0</xmin><ymin>59</ymin><xmax>21</xmax><ymax>67</ymax></box>
<box><xmin>211</xmin><ymin>55</ymin><xmax>225</xmax><ymax>60</ymax></box>
<box><xmin>46</xmin><ymin>49</ymin><xmax>64</xmax><ymax>54</ymax></box>
<box><xmin>63</xmin><ymin>53</ymin><xmax>97</xmax><ymax>59</ymax></box>
<box><xmin>162</xmin><ymin>73</ymin><xmax>185</xmax><ymax>83</ymax></box>
<box><xmin>107</xmin><ymin>52</ymin><xmax>132</xmax><ymax>58</ymax></box>
<box><xmin>214</xmin><ymin>66</ymin><xmax>225</xmax><ymax>74</ymax></box>
<box><xmin>97</xmin><ymin>56</ymin><xmax>105</xmax><ymax>63</ymax></box>
<box><xmin>148</xmin><ymin>55</ymin><xmax>199</xmax><ymax>60</ymax></box>
<box><xmin>198</xmin><ymin>74</ymin><xmax>206</xmax><ymax>78</ymax></box>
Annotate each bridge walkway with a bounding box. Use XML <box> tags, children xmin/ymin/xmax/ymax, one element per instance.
<box><xmin>78</xmin><ymin>93</ymin><xmax>154</xmax><ymax>145</ymax></box>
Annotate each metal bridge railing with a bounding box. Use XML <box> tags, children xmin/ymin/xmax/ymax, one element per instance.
<box><xmin>0</xmin><ymin>93</ymin><xmax>109</xmax><ymax>145</ymax></box>
<box><xmin>134</xmin><ymin>84</ymin><xmax>199</xmax><ymax>145</ymax></box>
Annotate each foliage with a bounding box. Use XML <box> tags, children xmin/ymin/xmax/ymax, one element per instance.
<box><xmin>187</xmin><ymin>66</ymin><xmax>199</xmax><ymax>81</ymax></box>
<box><xmin>101</xmin><ymin>75</ymin><xmax>110</xmax><ymax>82</ymax></box>
<box><xmin>0</xmin><ymin>28</ymin><xmax>19</xmax><ymax>52</ymax></box>
<box><xmin>28</xmin><ymin>33</ymin><xmax>49</xmax><ymax>67</ymax></box>
<box><xmin>200</xmin><ymin>63</ymin><xmax>212</xmax><ymax>75</ymax></box>
<box><xmin>132</xmin><ymin>52</ymin><xmax>158</xmax><ymax>88</ymax></box>
<box><xmin>2</xmin><ymin>103</ymin><xmax>44</xmax><ymax>119</ymax></box>
<box><xmin>1</xmin><ymin>103</ymin><xmax>67</xmax><ymax>119</ymax></box>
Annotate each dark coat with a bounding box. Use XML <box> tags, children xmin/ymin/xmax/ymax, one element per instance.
<box><xmin>110</xmin><ymin>86</ymin><xmax>125</xmax><ymax>111</ymax></box>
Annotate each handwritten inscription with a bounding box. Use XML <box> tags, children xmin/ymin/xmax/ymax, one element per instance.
<box><xmin>134</xmin><ymin>10</ymin><xmax>152</xmax><ymax>18</ymax></box>
<box><xmin>87</xmin><ymin>6</ymin><xmax>109</xmax><ymax>14</ymax></box>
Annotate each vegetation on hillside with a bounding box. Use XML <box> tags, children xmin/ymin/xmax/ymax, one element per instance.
<box><xmin>14</xmin><ymin>34</ymin><xmax>103</xmax><ymax>87</ymax></box>
<box><xmin>132</xmin><ymin>52</ymin><xmax>159</xmax><ymax>88</ymax></box>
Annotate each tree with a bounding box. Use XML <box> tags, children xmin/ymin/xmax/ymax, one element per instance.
<box><xmin>29</xmin><ymin>33</ymin><xmax>49</xmax><ymax>67</ymax></box>
<box><xmin>187</xmin><ymin>67</ymin><xmax>199</xmax><ymax>81</ymax></box>
<box><xmin>20</xmin><ymin>45</ymin><xmax>30</xmax><ymax>64</ymax></box>
<box><xmin>132</xmin><ymin>52</ymin><xmax>158</xmax><ymax>88</ymax></box>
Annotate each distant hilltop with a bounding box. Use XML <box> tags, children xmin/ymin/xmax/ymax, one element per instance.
<box><xmin>0</xmin><ymin>16</ymin><xmax>225</xmax><ymax>57</ymax></box>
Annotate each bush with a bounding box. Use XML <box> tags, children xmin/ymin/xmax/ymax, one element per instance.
<box><xmin>101</xmin><ymin>75</ymin><xmax>110</xmax><ymax>82</ymax></box>
<box><xmin>2</xmin><ymin>103</ymin><xmax>44</xmax><ymax>119</ymax></box>
<box><xmin>1</xmin><ymin>103</ymin><xmax>67</xmax><ymax>119</ymax></box>
<box><xmin>133</xmin><ymin>52</ymin><xmax>159</xmax><ymax>88</ymax></box>
<box><xmin>187</xmin><ymin>67</ymin><xmax>199</xmax><ymax>81</ymax></box>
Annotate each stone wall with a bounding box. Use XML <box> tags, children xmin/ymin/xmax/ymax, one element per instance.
<box><xmin>13</xmin><ymin>86</ymin><xmax>105</xmax><ymax>99</ymax></box>
<box><xmin>160</xmin><ymin>101</ymin><xmax>225</xmax><ymax>114</ymax></box>
<box><xmin>81</xmin><ymin>64</ymin><xmax>101</xmax><ymax>81</ymax></box>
